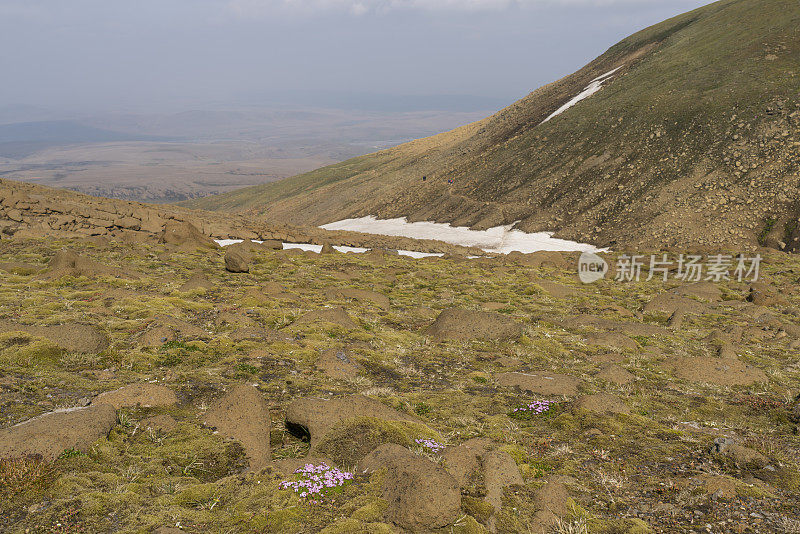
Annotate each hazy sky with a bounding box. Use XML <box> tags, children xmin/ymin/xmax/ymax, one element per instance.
<box><xmin>0</xmin><ymin>0</ymin><xmax>715</xmax><ymax>113</ymax></box>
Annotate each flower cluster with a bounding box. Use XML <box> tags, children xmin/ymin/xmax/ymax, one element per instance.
<box><xmin>415</xmin><ymin>438</ymin><xmax>445</xmax><ymax>453</ymax></box>
<box><xmin>510</xmin><ymin>400</ymin><xmax>553</xmax><ymax>419</ymax></box>
<box><xmin>279</xmin><ymin>463</ymin><xmax>353</xmax><ymax>501</ymax></box>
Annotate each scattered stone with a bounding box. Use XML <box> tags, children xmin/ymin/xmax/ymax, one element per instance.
<box><xmin>574</xmin><ymin>393</ymin><xmax>630</xmax><ymax>415</ymax></box>
<box><xmin>0</xmin><ymin>321</ymin><xmax>109</xmax><ymax>353</ymax></box>
<box><xmin>203</xmin><ymin>384</ymin><xmax>271</xmax><ymax>470</ymax></box>
<box><xmin>496</xmin><ymin>371</ymin><xmax>581</xmax><ymax>396</ymax></box>
<box><xmin>0</xmin><ymin>404</ymin><xmax>117</xmax><ymax>461</ymax></box>
<box><xmin>93</xmin><ymin>384</ymin><xmax>179</xmax><ymax>409</ymax></box>
<box><xmin>358</xmin><ymin>443</ymin><xmax>461</xmax><ymax>530</ymax></box>
<box><xmin>425</xmin><ymin>308</ymin><xmax>523</xmax><ymax>341</ymax></box>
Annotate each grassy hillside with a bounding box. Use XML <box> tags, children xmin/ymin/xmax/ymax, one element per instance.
<box><xmin>186</xmin><ymin>0</ymin><xmax>800</xmax><ymax>250</ymax></box>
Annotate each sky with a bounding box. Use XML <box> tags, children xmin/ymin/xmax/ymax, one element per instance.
<box><xmin>0</xmin><ymin>0</ymin><xmax>716</xmax><ymax>114</ymax></box>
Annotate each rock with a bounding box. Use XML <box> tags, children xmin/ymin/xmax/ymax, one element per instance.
<box><xmin>285</xmin><ymin>394</ymin><xmax>422</xmax><ymax>447</ymax></box>
<box><xmin>260</xmin><ymin>239</ymin><xmax>283</xmax><ymax>250</ymax></box>
<box><xmin>662</xmin><ymin>356</ymin><xmax>767</xmax><ymax>386</ymax></box>
<box><xmin>160</xmin><ymin>220</ymin><xmax>218</xmax><ymax>251</ymax></box>
<box><xmin>316</xmin><ymin>348</ymin><xmax>361</xmax><ymax>380</ymax></box>
<box><xmin>573</xmin><ymin>393</ymin><xmax>630</xmax><ymax>415</ymax></box>
<box><xmin>358</xmin><ymin>443</ymin><xmax>461</xmax><ymax>530</ymax></box>
<box><xmin>203</xmin><ymin>384</ymin><xmax>271</xmax><ymax>470</ymax></box>
<box><xmin>596</xmin><ymin>364</ymin><xmax>634</xmax><ymax>385</ymax></box>
<box><xmin>424</xmin><ymin>308</ymin><xmax>523</xmax><ymax>341</ymax></box>
<box><xmin>483</xmin><ymin>448</ymin><xmax>524</xmax><ymax>518</ymax></box>
<box><xmin>93</xmin><ymin>384</ymin><xmax>179</xmax><ymax>409</ymax></box>
<box><xmin>178</xmin><ymin>273</ymin><xmax>214</xmax><ymax>292</ymax></box>
<box><xmin>295</xmin><ymin>307</ymin><xmax>357</xmax><ymax>329</ymax></box>
<box><xmin>747</xmin><ymin>282</ymin><xmax>788</xmax><ymax>307</ymax></box>
<box><xmin>0</xmin><ymin>404</ymin><xmax>117</xmax><ymax>461</ymax></box>
<box><xmin>496</xmin><ymin>371</ymin><xmax>581</xmax><ymax>396</ymax></box>
<box><xmin>0</xmin><ymin>321</ymin><xmax>109</xmax><ymax>353</ymax></box>
<box><xmin>224</xmin><ymin>247</ymin><xmax>251</xmax><ymax>273</ymax></box>
<box><xmin>320</xmin><ymin>242</ymin><xmax>336</xmax><ymax>254</ymax></box>
<box><xmin>140</xmin><ymin>414</ymin><xmax>178</xmax><ymax>433</ymax></box>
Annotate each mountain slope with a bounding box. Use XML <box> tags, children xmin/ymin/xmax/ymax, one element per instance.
<box><xmin>185</xmin><ymin>0</ymin><xmax>800</xmax><ymax>250</ymax></box>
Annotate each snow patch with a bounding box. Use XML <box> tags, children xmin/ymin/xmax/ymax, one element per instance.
<box><xmin>541</xmin><ymin>66</ymin><xmax>622</xmax><ymax>124</ymax></box>
<box><xmin>320</xmin><ymin>216</ymin><xmax>602</xmax><ymax>254</ymax></box>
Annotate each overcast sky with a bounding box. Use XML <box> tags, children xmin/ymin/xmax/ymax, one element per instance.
<box><xmin>0</xmin><ymin>0</ymin><xmax>715</xmax><ymax>114</ymax></box>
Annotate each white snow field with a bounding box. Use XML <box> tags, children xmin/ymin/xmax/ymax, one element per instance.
<box><xmin>213</xmin><ymin>239</ymin><xmax>443</xmax><ymax>258</ymax></box>
<box><xmin>319</xmin><ymin>216</ymin><xmax>601</xmax><ymax>254</ymax></box>
<box><xmin>541</xmin><ymin>66</ymin><xmax>622</xmax><ymax>124</ymax></box>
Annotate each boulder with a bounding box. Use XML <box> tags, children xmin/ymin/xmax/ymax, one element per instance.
<box><xmin>93</xmin><ymin>384</ymin><xmax>179</xmax><ymax>409</ymax></box>
<box><xmin>425</xmin><ymin>308</ymin><xmax>523</xmax><ymax>341</ymax></box>
<box><xmin>0</xmin><ymin>404</ymin><xmax>117</xmax><ymax>461</ymax></box>
<box><xmin>203</xmin><ymin>384</ymin><xmax>271</xmax><ymax>470</ymax></box>
<box><xmin>224</xmin><ymin>246</ymin><xmax>251</xmax><ymax>273</ymax></box>
<box><xmin>358</xmin><ymin>443</ymin><xmax>461</xmax><ymax>530</ymax></box>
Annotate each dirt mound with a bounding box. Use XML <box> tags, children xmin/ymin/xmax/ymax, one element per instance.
<box><xmin>93</xmin><ymin>384</ymin><xmax>179</xmax><ymax>409</ymax></box>
<box><xmin>140</xmin><ymin>414</ymin><xmax>177</xmax><ymax>433</ymax></box>
<box><xmin>316</xmin><ymin>348</ymin><xmax>361</xmax><ymax>380</ymax></box>
<box><xmin>224</xmin><ymin>245</ymin><xmax>251</xmax><ymax>273</ymax></box>
<box><xmin>562</xmin><ymin>315</ymin><xmax>667</xmax><ymax>336</ymax></box>
<box><xmin>747</xmin><ymin>282</ymin><xmax>788</xmax><ymax>307</ymax></box>
<box><xmin>530</xmin><ymin>477</ymin><xmax>571</xmax><ymax>531</ymax></box>
<box><xmin>160</xmin><ymin>220</ymin><xmax>218</xmax><ymax>251</ymax></box>
<box><xmin>0</xmin><ymin>404</ymin><xmax>117</xmax><ymax>461</ymax></box>
<box><xmin>40</xmin><ymin>249</ymin><xmax>135</xmax><ymax>279</ymax></box>
<box><xmin>295</xmin><ymin>307</ymin><xmax>357</xmax><ymax>329</ymax></box>
<box><xmin>662</xmin><ymin>356</ymin><xmax>767</xmax><ymax>386</ymax></box>
<box><xmin>0</xmin><ymin>321</ymin><xmax>109</xmax><ymax>353</ymax></box>
<box><xmin>673</xmin><ymin>282</ymin><xmax>722</xmax><ymax>302</ymax></box>
<box><xmin>424</xmin><ymin>308</ymin><xmax>523</xmax><ymax>341</ymax></box>
<box><xmin>203</xmin><ymin>384</ymin><xmax>271</xmax><ymax>470</ymax></box>
<box><xmin>178</xmin><ymin>273</ymin><xmax>214</xmax><ymax>292</ymax></box>
<box><xmin>320</xmin><ymin>242</ymin><xmax>336</xmax><ymax>254</ymax></box>
<box><xmin>285</xmin><ymin>394</ymin><xmax>421</xmax><ymax>447</ymax></box>
<box><xmin>585</xmin><ymin>331</ymin><xmax>638</xmax><ymax>351</ymax></box>
<box><xmin>358</xmin><ymin>443</ymin><xmax>461</xmax><ymax>530</ymax></box>
<box><xmin>496</xmin><ymin>371</ymin><xmax>581</xmax><ymax>396</ymax></box>
<box><xmin>136</xmin><ymin>325</ymin><xmax>177</xmax><ymax>347</ymax></box>
<box><xmin>536</xmin><ymin>280</ymin><xmax>580</xmax><ymax>298</ymax></box>
<box><xmin>331</xmin><ymin>288</ymin><xmax>391</xmax><ymax>309</ymax></box>
<box><xmin>573</xmin><ymin>393</ymin><xmax>630</xmax><ymax>415</ymax></box>
<box><xmin>643</xmin><ymin>293</ymin><xmax>709</xmax><ymax>315</ymax></box>
<box><xmin>0</xmin><ymin>262</ymin><xmax>43</xmax><ymax>275</ymax></box>
<box><xmin>595</xmin><ymin>364</ymin><xmax>634</xmax><ymax>385</ymax></box>
<box><xmin>441</xmin><ymin>438</ymin><xmax>523</xmax><ymax>529</ymax></box>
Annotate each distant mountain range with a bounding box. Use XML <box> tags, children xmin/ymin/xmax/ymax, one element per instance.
<box><xmin>185</xmin><ymin>0</ymin><xmax>800</xmax><ymax>251</ymax></box>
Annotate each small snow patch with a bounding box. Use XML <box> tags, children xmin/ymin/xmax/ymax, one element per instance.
<box><xmin>541</xmin><ymin>66</ymin><xmax>622</xmax><ymax>124</ymax></box>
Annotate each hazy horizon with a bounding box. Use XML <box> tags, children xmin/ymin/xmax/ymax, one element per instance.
<box><xmin>2</xmin><ymin>0</ymin><xmax>715</xmax><ymax>117</ymax></box>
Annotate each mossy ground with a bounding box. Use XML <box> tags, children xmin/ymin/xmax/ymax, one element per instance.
<box><xmin>1</xmin><ymin>240</ymin><xmax>799</xmax><ymax>532</ymax></box>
